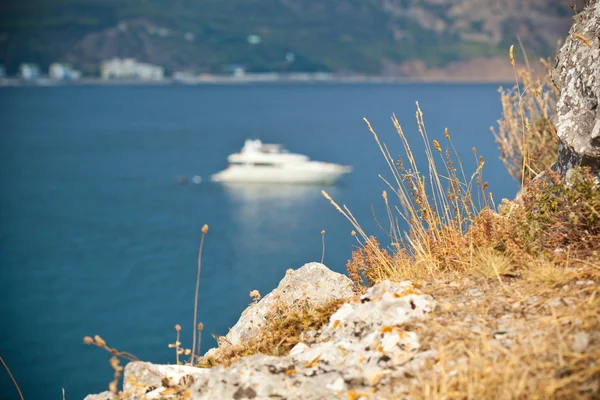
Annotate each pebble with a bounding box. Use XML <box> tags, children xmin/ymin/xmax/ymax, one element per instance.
<box><xmin>547</xmin><ymin>299</ymin><xmax>563</xmax><ymax>308</ymax></box>
<box><xmin>526</xmin><ymin>296</ymin><xmax>538</xmax><ymax>305</ymax></box>
<box><xmin>572</xmin><ymin>332</ymin><xmax>590</xmax><ymax>353</ymax></box>
<box><xmin>465</xmin><ymin>288</ymin><xmax>482</xmax><ymax>297</ymax></box>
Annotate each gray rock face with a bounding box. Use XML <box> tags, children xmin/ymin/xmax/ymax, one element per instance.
<box><xmin>552</xmin><ymin>0</ymin><xmax>600</xmax><ymax>176</ymax></box>
<box><xmin>204</xmin><ymin>262</ymin><xmax>355</xmax><ymax>356</ymax></box>
<box><xmin>109</xmin><ymin>279</ymin><xmax>435</xmax><ymax>399</ymax></box>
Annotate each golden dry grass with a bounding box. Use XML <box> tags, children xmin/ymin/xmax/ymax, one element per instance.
<box><xmin>199</xmin><ymin>298</ymin><xmax>348</xmax><ymax>368</ymax></box>
<box><xmin>402</xmin><ymin>269</ymin><xmax>600</xmax><ymax>399</ymax></box>
<box><xmin>491</xmin><ymin>58</ymin><xmax>558</xmax><ymax>184</ymax></box>
<box><xmin>323</xmin><ymin>54</ymin><xmax>599</xmax><ymax>398</ymax></box>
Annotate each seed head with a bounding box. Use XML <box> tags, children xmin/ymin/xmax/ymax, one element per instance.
<box><xmin>351</xmin><ymin>230</ymin><xmax>356</xmax><ymax>236</ymax></box>
<box><xmin>433</xmin><ymin>140</ymin><xmax>442</xmax><ymax>153</ymax></box>
<box><xmin>444</xmin><ymin>128</ymin><xmax>450</xmax><ymax>140</ymax></box>
<box><xmin>94</xmin><ymin>335</ymin><xmax>106</xmax><ymax>347</ymax></box>
<box><xmin>110</xmin><ymin>356</ymin><xmax>120</xmax><ymax>370</ymax></box>
<box><xmin>83</xmin><ymin>336</ymin><xmax>93</xmax><ymax>345</ymax></box>
<box><xmin>201</xmin><ymin>224</ymin><xmax>209</xmax><ymax>234</ymax></box>
<box><xmin>175</xmin><ymin>324</ymin><xmax>181</xmax><ymax>332</ymax></box>
<box><xmin>198</xmin><ymin>322</ymin><xmax>204</xmax><ymax>331</ymax></box>
<box><xmin>509</xmin><ymin>45</ymin><xmax>515</xmax><ymax>67</ymax></box>
<box><xmin>249</xmin><ymin>290</ymin><xmax>261</xmax><ymax>301</ymax></box>
<box><xmin>321</xmin><ymin>230</ymin><xmax>326</xmax><ymax>235</ymax></box>
<box><xmin>472</xmin><ymin>147</ymin><xmax>477</xmax><ymax>154</ymax></box>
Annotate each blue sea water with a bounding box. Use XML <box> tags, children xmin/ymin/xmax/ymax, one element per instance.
<box><xmin>0</xmin><ymin>83</ymin><xmax>518</xmax><ymax>399</ymax></box>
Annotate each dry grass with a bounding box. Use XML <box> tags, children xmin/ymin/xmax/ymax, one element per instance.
<box><xmin>323</xmin><ymin>55</ymin><xmax>599</xmax><ymax>398</ymax></box>
<box><xmin>324</xmin><ymin>102</ymin><xmax>493</xmax><ymax>287</ymax></box>
<box><xmin>191</xmin><ymin>224</ymin><xmax>209</xmax><ymax>365</ymax></box>
<box><xmin>402</xmin><ymin>271</ymin><xmax>600</xmax><ymax>399</ymax></box>
<box><xmin>83</xmin><ymin>335</ymin><xmax>139</xmax><ymax>393</ymax></box>
<box><xmin>491</xmin><ymin>57</ymin><xmax>558</xmax><ymax>184</ymax></box>
<box><xmin>198</xmin><ymin>298</ymin><xmax>347</xmax><ymax>368</ymax></box>
<box><xmin>0</xmin><ymin>355</ymin><xmax>24</xmax><ymax>400</ymax></box>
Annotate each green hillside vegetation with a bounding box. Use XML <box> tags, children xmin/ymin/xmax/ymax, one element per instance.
<box><xmin>0</xmin><ymin>0</ymin><xmax>575</xmax><ymax>75</ymax></box>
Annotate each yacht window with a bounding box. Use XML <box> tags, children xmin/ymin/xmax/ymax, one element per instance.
<box><xmin>252</xmin><ymin>162</ymin><xmax>278</xmax><ymax>167</ymax></box>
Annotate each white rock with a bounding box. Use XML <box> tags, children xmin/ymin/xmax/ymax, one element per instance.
<box><xmin>122</xmin><ymin>361</ymin><xmax>209</xmax><ymax>396</ymax></box>
<box><xmin>289</xmin><ymin>342</ymin><xmax>309</xmax><ymax>356</ymax></box>
<box><xmin>213</xmin><ymin>262</ymin><xmax>354</xmax><ymax>351</ymax></box>
<box><xmin>88</xmin><ymin>269</ymin><xmax>436</xmax><ymax>399</ymax></box>
<box><xmin>83</xmin><ymin>392</ymin><xmax>115</xmax><ymax>400</ymax></box>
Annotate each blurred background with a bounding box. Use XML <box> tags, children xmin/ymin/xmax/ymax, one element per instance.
<box><xmin>0</xmin><ymin>1</ymin><xmax>581</xmax><ymax>399</ymax></box>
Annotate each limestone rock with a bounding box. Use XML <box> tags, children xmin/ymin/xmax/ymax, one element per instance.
<box><xmin>122</xmin><ymin>361</ymin><xmax>209</xmax><ymax>397</ymax></box>
<box><xmin>86</xmin><ymin>267</ymin><xmax>437</xmax><ymax>399</ymax></box>
<box><xmin>551</xmin><ymin>0</ymin><xmax>600</xmax><ymax>176</ymax></box>
<box><xmin>194</xmin><ymin>281</ymin><xmax>434</xmax><ymax>399</ymax></box>
<box><xmin>205</xmin><ymin>262</ymin><xmax>355</xmax><ymax>356</ymax></box>
<box><xmin>83</xmin><ymin>392</ymin><xmax>115</xmax><ymax>400</ymax></box>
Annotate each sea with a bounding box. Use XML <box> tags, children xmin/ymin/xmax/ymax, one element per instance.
<box><xmin>0</xmin><ymin>83</ymin><xmax>519</xmax><ymax>399</ymax></box>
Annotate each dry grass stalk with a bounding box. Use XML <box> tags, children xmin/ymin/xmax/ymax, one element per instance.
<box><xmin>492</xmin><ymin>57</ymin><xmax>558</xmax><ymax>183</ymax></box>
<box><xmin>83</xmin><ymin>335</ymin><xmax>139</xmax><ymax>393</ymax></box>
<box><xmin>0</xmin><ymin>355</ymin><xmax>24</xmax><ymax>400</ymax></box>
<box><xmin>325</xmin><ymin>102</ymin><xmax>492</xmax><ymax>285</ymax></box>
<box><xmin>321</xmin><ymin>230</ymin><xmax>326</xmax><ymax>264</ymax></box>
<box><xmin>191</xmin><ymin>224</ymin><xmax>209</xmax><ymax>365</ymax></box>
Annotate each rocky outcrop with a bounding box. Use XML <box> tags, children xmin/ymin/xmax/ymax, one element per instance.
<box><xmin>552</xmin><ymin>0</ymin><xmax>600</xmax><ymax>177</ymax></box>
<box><xmin>187</xmin><ymin>281</ymin><xmax>434</xmax><ymax>399</ymax></box>
<box><xmin>86</xmin><ymin>265</ymin><xmax>436</xmax><ymax>399</ymax></box>
<box><xmin>204</xmin><ymin>262</ymin><xmax>355</xmax><ymax>357</ymax></box>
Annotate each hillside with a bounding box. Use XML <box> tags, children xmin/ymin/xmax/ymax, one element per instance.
<box><xmin>0</xmin><ymin>0</ymin><xmax>582</xmax><ymax>77</ymax></box>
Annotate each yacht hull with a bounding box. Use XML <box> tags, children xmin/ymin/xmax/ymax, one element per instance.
<box><xmin>211</xmin><ymin>164</ymin><xmax>351</xmax><ymax>185</ymax></box>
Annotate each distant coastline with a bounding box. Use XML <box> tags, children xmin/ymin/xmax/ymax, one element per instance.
<box><xmin>0</xmin><ymin>74</ymin><xmax>516</xmax><ymax>88</ymax></box>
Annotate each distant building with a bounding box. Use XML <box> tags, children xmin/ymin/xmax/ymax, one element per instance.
<box><xmin>19</xmin><ymin>63</ymin><xmax>41</xmax><ymax>80</ymax></box>
<box><xmin>226</xmin><ymin>64</ymin><xmax>246</xmax><ymax>77</ymax></box>
<box><xmin>49</xmin><ymin>63</ymin><xmax>81</xmax><ymax>81</ymax></box>
<box><xmin>100</xmin><ymin>58</ymin><xmax>165</xmax><ymax>81</ymax></box>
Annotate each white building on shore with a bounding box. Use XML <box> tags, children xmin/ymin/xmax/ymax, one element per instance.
<box><xmin>19</xmin><ymin>64</ymin><xmax>41</xmax><ymax>80</ymax></box>
<box><xmin>100</xmin><ymin>58</ymin><xmax>165</xmax><ymax>81</ymax></box>
<box><xmin>49</xmin><ymin>63</ymin><xmax>81</xmax><ymax>81</ymax></box>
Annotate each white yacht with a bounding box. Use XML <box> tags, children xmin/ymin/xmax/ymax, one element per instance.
<box><xmin>211</xmin><ymin>139</ymin><xmax>352</xmax><ymax>184</ymax></box>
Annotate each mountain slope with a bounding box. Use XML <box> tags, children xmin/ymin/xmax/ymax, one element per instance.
<box><xmin>0</xmin><ymin>0</ymin><xmax>582</xmax><ymax>76</ymax></box>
